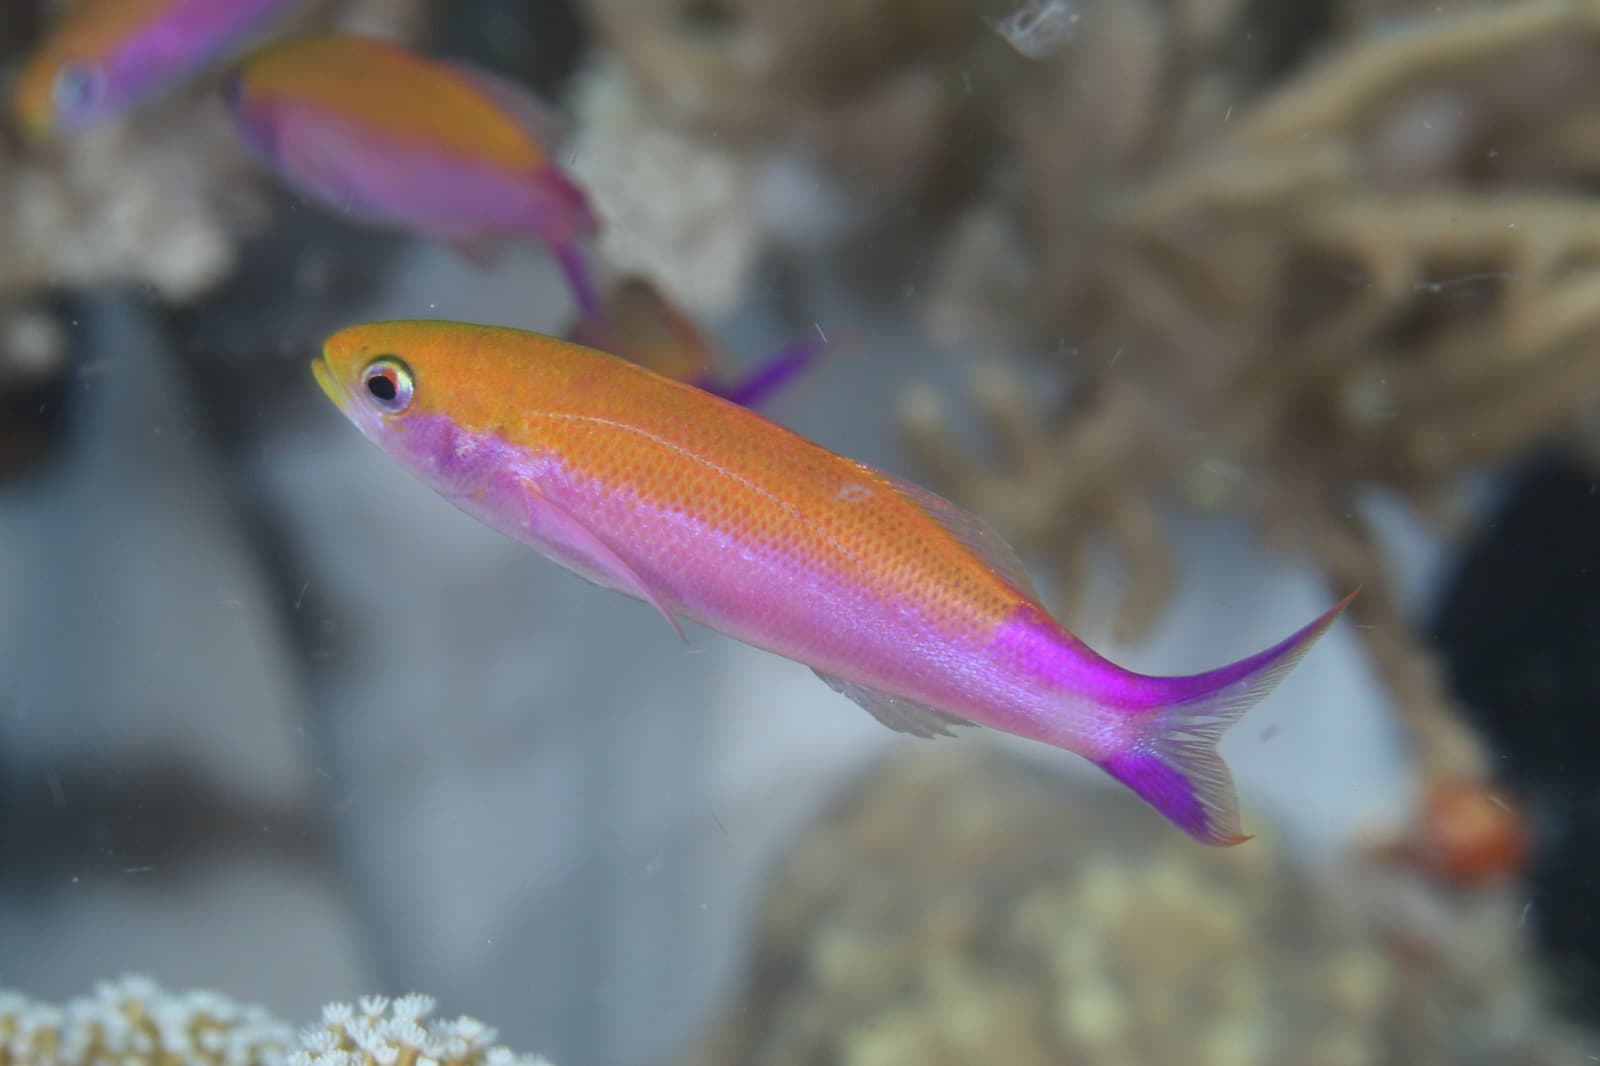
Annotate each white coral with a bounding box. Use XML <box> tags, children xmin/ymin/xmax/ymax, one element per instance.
<box><xmin>0</xmin><ymin>978</ymin><xmax>555</xmax><ymax>1066</ymax></box>
<box><xmin>566</xmin><ymin>58</ymin><xmax>760</xmax><ymax>318</ymax></box>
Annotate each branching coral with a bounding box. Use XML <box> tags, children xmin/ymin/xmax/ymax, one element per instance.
<box><xmin>0</xmin><ymin>977</ymin><xmax>554</xmax><ymax>1066</ymax></box>
<box><xmin>582</xmin><ymin>0</ymin><xmax>995</xmax><ymax>209</ymax></box>
<box><xmin>903</xmin><ymin>0</ymin><xmax>1600</xmax><ymax>787</ymax></box>
<box><xmin>585</xmin><ymin>0</ymin><xmax>1600</xmax><ymax>794</ymax></box>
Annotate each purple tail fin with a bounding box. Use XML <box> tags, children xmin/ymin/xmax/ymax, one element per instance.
<box><xmin>525</xmin><ymin>165</ymin><xmax>604</xmax><ymax>324</ymax></box>
<box><xmin>699</xmin><ymin>334</ymin><xmax>831</xmax><ymax>409</ymax></box>
<box><xmin>1097</xmin><ymin>590</ymin><xmax>1356</xmax><ymax>845</ymax></box>
<box><xmin>556</xmin><ymin>239</ymin><xmax>603</xmax><ymax>324</ymax></box>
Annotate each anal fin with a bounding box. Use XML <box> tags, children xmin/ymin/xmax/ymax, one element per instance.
<box><xmin>812</xmin><ymin>670</ymin><xmax>975</xmax><ymax>739</ymax></box>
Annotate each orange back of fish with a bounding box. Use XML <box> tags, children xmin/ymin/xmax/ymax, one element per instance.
<box><xmin>340</xmin><ymin>321</ymin><xmax>1027</xmax><ymax>635</ymax></box>
<box><xmin>238</xmin><ymin>36</ymin><xmax>545</xmax><ymax>172</ymax></box>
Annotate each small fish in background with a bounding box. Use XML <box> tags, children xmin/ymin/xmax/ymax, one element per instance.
<box><xmin>311</xmin><ymin>319</ymin><xmax>1354</xmax><ymax>845</ymax></box>
<box><xmin>13</xmin><ymin>0</ymin><xmax>295</xmax><ymax>136</ymax></box>
<box><xmin>223</xmin><ymin>34</ymin><xmax>603</xmax><ymax>321</ymax></box>
<box><xmin>569</xmin><ymin>275</ymin><xmax>831</xmax><ymax>408</ymax></box>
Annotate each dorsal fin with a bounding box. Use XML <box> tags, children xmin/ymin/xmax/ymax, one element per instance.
<box><xmin>445</xmin><ymin>60</ymin><xmax>569</xmax><ymax>154</ymax></box>
<box><xmin>812</xmin><ymin>670</ymin><xmax>976</xmax><ymax>738</ymax></box>
<box><xmin>877</xmin><ymin>471</ymin><xmax>1042</xmax><ymax>600</ymax></box>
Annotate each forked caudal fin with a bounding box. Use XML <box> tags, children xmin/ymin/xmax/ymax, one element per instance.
<box><xmin>1096</xmin><ymin>590</ymin><xmax>1357</xmax><ymax>846</ymax></box>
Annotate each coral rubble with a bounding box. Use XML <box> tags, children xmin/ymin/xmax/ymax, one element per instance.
<box><xmin>583</xmin><ymin>0</ymin><xmax>1600</xmax><ymax>797</ymax></box>
<box><xmin>692</xmin><ymin>750</ymin><xmax>1593</xmax><ymax>1066</ymax></box>
<box><xmin>0</xmin><ymin>976</ymin><xmax>555</xmax><ymax>1066</ymax></box>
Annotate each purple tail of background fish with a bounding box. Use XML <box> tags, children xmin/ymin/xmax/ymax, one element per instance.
<box><xmin>556</xmin><ymin>239</ymin><xmax>602</xmax><ymax>324</ymax></box>
<box><xmin>697</xmin><ymin>334</ymin><xmax>831</xmax><ymax>408</ymax></box>
<box><xmin>1096</xmin><ymin>590</ymin><xmax>1356</xmax><ymax>845</ymax></box>
<box><xmin>524</xmin><ymin>165</ymin><xmax>603</xmax><ymax>324</ymax></box>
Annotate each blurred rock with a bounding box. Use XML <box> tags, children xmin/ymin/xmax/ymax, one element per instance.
<box><xmin>694</xmin><ymin>749</ymin><xmax>1593</xmax><ymax>1065</ymax></box>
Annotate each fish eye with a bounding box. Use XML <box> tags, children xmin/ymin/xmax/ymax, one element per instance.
<box><xmin>361</xmin><ymin>356</ymin><xmax>414</xmax><ymax>413</ymax></box>
<box><xmin>51</xmin><ymin>62</ymin><xmax>101</xmax><ymax>117</ymax></box>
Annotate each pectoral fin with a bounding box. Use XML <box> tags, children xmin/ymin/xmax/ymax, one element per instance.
<box><xmin>518</xmin><ymin>478</ymin><xmax>686</xmax><ymax>641</ymax></box>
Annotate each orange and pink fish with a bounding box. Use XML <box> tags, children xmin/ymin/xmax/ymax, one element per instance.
<box><xmin>224</xmin><ymin>34</ymin><xmax>603</xmax><ymax>320</ymax></box>
<box><xmin>313</xmin><ymin>320</ymin><xmax>1352</xmax><ymax>844</ymax></box>
<box><xmin>14</xmin><ymin>0</ymin><xmax>294</xmax><ymax>135</ymax></box>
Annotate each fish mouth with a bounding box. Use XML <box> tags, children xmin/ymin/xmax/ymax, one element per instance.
<box><xmin>310</xmin><ymin>356</ymin><xmax>348</xmax><ymax>411</ymax></box>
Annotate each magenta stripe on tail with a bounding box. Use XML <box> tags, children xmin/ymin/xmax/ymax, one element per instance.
<box><xmin>1097</xmin><ymin>590</ymin><xmax>1357</xmax><ymax>845</ymax></box>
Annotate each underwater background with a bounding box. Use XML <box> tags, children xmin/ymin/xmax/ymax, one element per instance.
<box><xmin>2</xmin><ymin>1</ymin><xmax>1598</xmax><ymax>1064</ymax></box>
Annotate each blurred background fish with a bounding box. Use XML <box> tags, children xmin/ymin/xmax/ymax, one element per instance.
<box><xmin>223</xmin><ymin>33</ymin><xmax>603</xmax><ymax>321</ymax></box>
<box><xmin>570</xmin><ymin>275</ymin><xmax>829</xmax><ymax>408</ymax></box>
<box><xmin>13</xmin><ymin>0</ymin><xmax>294</xmax><ymax>136</ymax></box>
